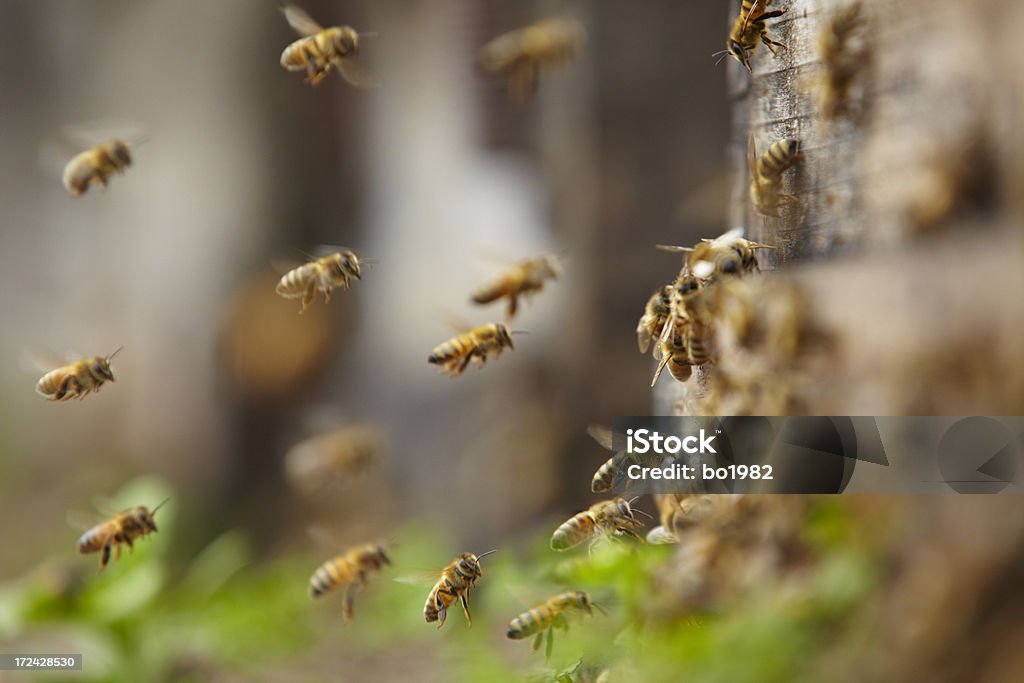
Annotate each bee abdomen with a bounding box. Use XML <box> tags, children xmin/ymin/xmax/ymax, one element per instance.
<box><xmin>428</xmin><ymin>339</ymin><xmax>465</xmax><ymax>364</ymax></box>
<box><xmin>471</xmin><ymin>282</ymin><xmax>505</xmax><ymax>305</ymax></box>
<box><xmin>550</xmin><ymin>513</ymin><xmax>594</xmax><ymax>551</ymax></box>
<box><xmin>507</xmin><ymin>607</ymin><xmax>550</xmax><ymax>638</ymax></box>
<box><xmin>309</xmin><ymin>559</ymin><xmax>344</xmax><ymax>598</ymax></box>
<box><xmin>77</xmin><ymin>527</ymin><xmax>103</xmax><ymax>553</ymax></box>
<box><xmin>758</xmin><ymin>139</ymin><xmax>801</xmax><ymax>179</ymax></box>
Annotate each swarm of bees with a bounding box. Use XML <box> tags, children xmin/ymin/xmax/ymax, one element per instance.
<box><xmin>309</xmin><ymin>543</ymin><xmax>390</xmax><ymax>623</ymax></box>
<box><xmin>640</xmin><ymin>228</ymin><xmax>774</xmax><ymax>387</ymax></box>
<box><xmin>41</xmin><ymin>0</ymin><xmax>871</xmax><ymax>674</ymax></box>
<box><xmin>479</xmin><ymin>18</ymin><xmax>587</xmax><ymax>103</ymax></box>
<box><xmin>77</xmin><ymin>500</ymin><xmax>167</xmax><ymax>572</ymax></box>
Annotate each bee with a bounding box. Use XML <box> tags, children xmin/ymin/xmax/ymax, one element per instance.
<box><xmin>636</xmin><ymin>285</ymin><xmax>673</xmax><ymax>356</ymax></box>
<box><xmin>471</xmin><ymin>255</ymin><xmax>560</xmax><ymax>319</ymax></box>
<box><xmin>749</xmin><ymin>136</ymin><xmax>803</xmax><ymax>217</ymax></box>
<box><xmin>550</xmin><ymin>498</ymin><xmax>646</xmax><ymax>551</ymax></box>
<box><xmin>479</xmin><ymin>18</ymin><xmax>586</xmax><ymax>103</ymax></box>
<box><xmin>588</xmin><ymin>424</ymin><xmax>628</xmax><ymax>494</ymax></box>
<box><xmin>279</xmin><ymin>4</ymin><xmax>375</xmax><ymax>87</ymax></box>
<box><xmin>275</xmin><ymin>250</ymin><xmax>363</xmax><ymax>313</ymax></box>
<box><xmin>818</xmin><ymin>1</ymin><xmax>867</xmax><ymax>120</ymax></box>
<box><xmin>36</xmin><ymin>347</ymin><xmax>123</xmax><ymax>401</ymax></box>
<box><xmin>309</xmin><ymin>543</ymin><xmax>390</xmax><ymax>623</ymax></box>
<box><xmin>651</xmin><ymin>314</ymin><xmax>698</xmax><ymax>387</ymax></box>
<box><xmin>62</xmin><ymin>139</ymin><xmax>133</xmax><ymax>197</ymax></box>
<box><xmin>424</xmin><ymin>550</ymin><xmax>496</xmax><ymax>628</ymax></box>
<box><xmin>284</xmin><ymin>425</ymin><xmax>383</xmax><ymax>494</ymax></box>
<box><xmin>428</xmin><ymin>323</ymin><xmax>515</xmax><ymax>377</ymax></box>
<box><xmin>724</xmin><ymin>0</ymin><xmax>788</xmax><ymax>73</ymax></box>
<box><xmin>507</xmin><ymin>591</ymin><xmax>602</xmax><ymax>659</ymax></box>
<box><xmin>77</xmin><ymin>499</ymin><xmax>168</xmax><ymax>572</ymax></box>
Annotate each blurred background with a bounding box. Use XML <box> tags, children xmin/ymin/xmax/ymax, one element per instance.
<box><xmin>1</xmin><ymin>0</ymin><xmax>1023</xmax><ymax>682</ymax></box>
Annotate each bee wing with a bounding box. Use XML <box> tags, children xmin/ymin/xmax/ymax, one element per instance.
<box><xmin>650</xmin><ymin>352</ymin><xmax>672</xmax><ymax>388</ymax></box>
<box><xmin>61</xmin><ymin>120</ymin><xmax>147</xmax><ymax>147</ymax></box>
<box><xmin>21</xmin><ymin>348</ymin><xmax>68</xmax><ymax>374</ymax></box>
<box><xmin>306</xmin><ymin>524</ymin><xmax>345</xmax><ymax>551</ymax></box>
<box><xmin>586</xmin><ymin>424</ymin><xmax>615</xmax><ymax>451</ymax></box>
<box><xmin>655</xmin><ymin>244</ymin><xmax>693</xmax><ymax>254</ymax></box>
<box><xmin>66</xmin><ymin>509</ymin><xmax>101</xmax><ymax>533</ymax></box>
<box><xmin>442</xmin><ymin>313</ymin><xmax>473</xmax><ymax>334</ymax></box>
<box><xmin>392</xmin><ymin>570</ymin><xmax>442</xmax><ymax>586</ymax></box>
<box><xmin>740</xmin><ymin>0</ymin><xmax>766</xmax><ymax>35</ymax></box>
<box><xmin>716</xmin><ymin>227</ymin><xmax>747</xmax><ymax>244</ymax></box>
<box><xmin>636</xmin><ymin>323</ymin><xmax>652</xmax><ymax>354</ymax></box>
<box><xmin>336</xmin><ymin>57</ymin><xmax>379</xmax><ymax>89</ymax></box>
<box><xmin>281</xmin><ymin>4</ymin><xmax>324</xmax><ymax>36</ymax></box>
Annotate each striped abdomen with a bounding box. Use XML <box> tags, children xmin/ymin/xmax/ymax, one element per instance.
<box><xmin>550</xmin><ymin>512</ymin><xmax>597</xmax><ymax>551</ymax></box>
<box><xmin>428</xmin><ymin>333</ymin><xmax>473</xmax><ymax>365</ymax></box>
<box><xmin>309</xmin><ymin>544</ymin><xmax>389</xmax><ymax>598</ymax></box>
<box><xmin>591</xmin><ymin>450</ymin><xmax>628</xmax><ymax>493</ymax></box>
<box><xmin>507</xmin><ymin>605</ymin><xmax>556</xmax><ymax>639</ymax></box>
<box><xmin>757</xmin><ymin>139</ymin><xmax>802</xmax><ymax>180</ymax></box>
<box><xmin>76</xmin><ymin>520</ymin><xmax>119</xmax><ymax>554</ymax></box>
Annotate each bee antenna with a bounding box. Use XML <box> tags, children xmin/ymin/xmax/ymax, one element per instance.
<box><xmin>634</xmin><ymin>508</ymin><xmax>655</xmax><ymax>520</ymax></box>
<box><xmin>510</xmin><ymin>330</ymin><xmax>530</xmax><ymax>336</ymax></box>
<box><xmin>714</xmin><ymin>52</ymin><xmax>730</xmax><ymax>66</ymax></box>
<box><xmin>151</xmin><ymin>498</ymin><xmax>171</xmax><ymax>516</ymax></box>
<box><xmin>476</xmin><ymin>549</ymin><xmax>499</xmax><ymax>559</ymax></box>
<box><xmin>656</xmin><ymin>244</ymin><xmax>694</xmax><ymax>253</ymax></box>
<box><xmin>107</xmin><ymin>345</ymin><xmax>125</xmax><ymax>361</ymax></box>
<box><xmin>592</xmin><ymin>601</ymin><xmax>609</xmax><ymax>615</ymax></box>
<box><xmin>360</xmin><ymin>31</ymin><xmax>380</xmax><ymax>38</ymax></box>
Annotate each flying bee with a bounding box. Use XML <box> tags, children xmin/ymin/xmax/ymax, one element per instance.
<box><xmin>424</xmin><ymin>550</ymin><xmax>496</xmax><ymax>628</ymax></box>
<box><xmin>636</xmin><ymin>285</ymin><xmax>673</xmax><ymax>356</ymax></box>
<box><xmin>36</xmin><ymin>347</ymin><xmax>123</xmax><ymax>401</ymax></box>
<box><xmin>818</xmin><ymin>1</ymin><xmax>867</xmax><ymax>120</ymax></box>
<box><xmin>657</xmin><ymin>229</ymin><xmax>773</xmax><ymax>287</ymax></box>
<box><xmin>284</xmin><ymin>425</ymin><xmax>384</xmax><ymax>494</ymax></box>
<box><xmin>309</xmin><ymin>543</ymin><xmax>390</xmax><ymax>623</ymax></box>
<box><xmin>749</xmin><ymin>136</ymin><xmax>803</xmax><ymax>217</ymax></box>
<box><xmin>428</xmin><ymin>323</ymin><xmax>517</xmax><ymax>377</ymax></box>
<box><xmin>77</xmin><ymin>499</ymin><xmax>168</xmax><ymax>572</ymax></box>
<box><xmin>279</xmin><ymin>3</ymin><xmax>375</xmax><ymax>87</ymax></box>
<box><xmin>550</xmin><ymin>498</ymin><xmax>646</xmax><ymax>551</ymax></box>
<box><xmin>471</xmin><ymin>254</ymin><xmax>560</xmax><ymax>319</ymax></box>
<box><xmin>507</xmin><ymin>591</ymin><xmax>603</xmax><ymax>659</ymax></box>
<box><xmin>722</xmin><ymin>0</ymin><xmax>788</xmax><ymax>73</ymax></box>
<box><xmin>479</xmin><ymin>17</ymin><xmax>586</xmax><ymax>103</ymax></box>
<box><xmin>275</xmin><ymin>249</ymin><xmax>363</xmax><ymax>313</ymax></box>
<box><xmin>587</xmin><ymin>424</ymin><xmax>662</xmax><ymax>493</ymax></box>
<box><xmin>62</xmin><ymin>139</ymin><xmax>133</xmax><ymax>197</ymax></box>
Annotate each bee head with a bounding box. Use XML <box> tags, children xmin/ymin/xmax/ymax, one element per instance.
<box><xmin>616</xmin><ymin>497</ymin><xmax>635</xmax><ymax>519</ymax></box>
<box><xmin>92</xmin><ymin>359</ymin><xmax>116</xmax><ymax>383</ymax></box>
<box><xmin>110</xmin><ymin>140</ymin><xmax>132</xmax><ymax>167</ymax></box>
<box><xmin>334</xmin><ymin>27</ymin><xmax>359</xmax><ymax>56</ymax></box>
<box><xmin>342</xmin><ymin>251</ymin><xmax>361</xmax><ymax>279</ymax></box>
<box><xmin>540</xmin><ymin>255</ymin><xmax>561</xmax><ymax>279</ymax></box>
<box><xmin>727</xmin><ymin>41</ymin><xmax>752</xmax><ymax>72</ymax></box>
<box><xmin>498</xmin><ymin>324</ymin><xmax>514</xmax><ymax>349</ymax></box>
<box><xmin>376</xmin><ymin>544</ymin><xmax>391</xmax><ymax>565</ymax></box>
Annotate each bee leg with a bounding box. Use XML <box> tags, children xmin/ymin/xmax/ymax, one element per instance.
<box><xmin>126</xmin><ymin>536</ymin><xmax>134</xmax><ymax>553</ymax></box>
<box><xmin>456</xmin><ymin>351</ymin><xmax>474</xmax><ymax>376</ymax></box>
<box><xmin>300</xmin><ymin>287</ymin><xmax>316</xmax><ymax>314</ymax></box>
<box><xmin>342</xmin><ymin>587</ymin><xmax>354</xmax><ymax>624</ymax></box>
<box><xmin>545</xmin><ymin>627</ymin><xmax>555</xmax><ymax>660</ymax></box>
<box><xmin>460</xmin><ymin>593</ymin><xmax>472</xmax><ymax>627</ymax></box>
<box><xmin>99</xmin><ymin>544</ymin><xmax>111</xmax><ymax>572</ymax></box>
<box><xmin>532</xmin><ymin>632</ymin><xmax>543</xmax><ymax>652</ymax></box>
<box><xmin>508</xmin><ymin>296</ymin><xmax>519</xmax><ymax>319</ymax></box>
<box><xmin>761</xmin><ymin>34</ymin><xmax>788</xmax><ymax>54</ymax></box>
